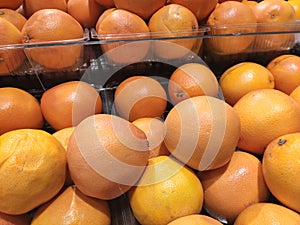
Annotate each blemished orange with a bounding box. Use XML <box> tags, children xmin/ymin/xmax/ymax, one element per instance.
<box><xmin>0</xmin><ymin>8</ymin><xmax>27</xmax><ymax>31</ymax></box>
<box><xmin>132</xmin><ymin>117</ymin><xmax>169</xmax><ymax>158</ymax></box>
<box><xmin>52</xmin><ymin>127</ymin><xmax>75</xmax><ymax>186</ymax></box>
<box><xmin>164</xmin><ymin>95</ymin><xmax>241</xmax><ymax>171</ymax></box>
<box><xmin>233</xmin><ymin>88</ymin><xmax>300</xmax><ymax>155</ymax></box>
<box><xmin>114</xmin><ymin>0</ymin><xmax>166</xmax><ymax>20</ymax></box>
<box><xmin>67</xmin><ymin>114</ymin><xmax>149</xmax><ymax>200</ymax></box>
<box><xmin>40</xmin><ymin>81</ymin><xmax>102</xmax><ymax>131</ymax></box>
<box><xmin>252</xmin><ymin>0</ymin><xmax>297</xmax><ymax>51</ymax></box>
<box><xmin>0</xmin><ymin>0</ymin><xmax>23</xmax><ymax>10</ymax></box>
<box><xmin>31</xmin><ymin>186</ymin><xmax>111</xmax><ymax>225</ymax></box>
<box><xmin>262</xmin><ymin>132</ymin><xmax>300</xmax><ymax>213</ymax></box>
<box><xmin>96</xmin><ymin>8</ymin><xmax>150</xmax><ymax>64</ymax></box>
<box><xmin>290</xmin><ymin>84</ymin><xmax>300</xmax><ymax>105</ymax></box>
<box><xmin>168</xmin><ymin>63</ymin><xmax>219</xmax><ymax>105</ymax></box>
<box><xmin>219</xmin><ymin>62</ymin><xmax>275</xmax><ymax>105</ymax></box>
<box><xmin>0</xmin><ymin>212</ymin><xmax>31</xmax><ymax>225</ymax></box>
<box><xmin>167</xmin><ymin>0</ymin><xmax>218</xmax><ymax>21</ymax></box>
<box><xmin>167</xmin><ymin>214</ymin><xmax>223</xmax><ymax>225</ymax></box>
<box><xmin>148</xmin><ymin>4</ymin><xmax>201</xmax><ymax>60</ymax></box>
<box><xmin>205</xmin><ymin>1</ymin><xmax>257</xmax><ymax>54</ymax></box>
<box><xmin>198</xmin><ymin>151</ymin><xmax>270</xmax><ymax>224</ymax></box>
<box><xmin>128</xmin><ymin>156</ymin><xmax>204</xmax><ymax>225</ymax></box>
<box><xmin>0</xmin><ymin>129</ymin><xmax>67</xmax><ymax>215</ymax></box>
<box><xmin>94</xmin><ymin>0</ymin><xmax>115</xmax><ymax>8</ymax></box>
<box><xmin>267</xmin><ymin>54</ymin><xmax>300</xmax><ymax>94</ymax></box>
<box><xmin>234</xmin><ymin>203</ymin><xmax>300</xmax><ymax>225</ymax></box>
<box><xmin>22</xmin><ymin>0</ymin><xmax>68</xmax><ymax>18</ymax></box>
<box><xmin>0</xmin><ymin>87</ymin><xmax>43</xmax><ymax>135</ymax></box>
<box><xmin>0</xmin><ymin>17</ymin><xmax>25</xmax><ymax>75</ymax></box>
<box><xmin>114</xmin><ymin>76</ymin><xmax>167</xmax><ymax>122</ymax></box>
<box><xmin>67</xmin><ymin>0</ymin><xmax>105</xmax><ymax>28</ymax></box>
<box><xmin>21</xmin><ymin>9</ymin><xmax>84</xmax><ymax>70</ymax></box>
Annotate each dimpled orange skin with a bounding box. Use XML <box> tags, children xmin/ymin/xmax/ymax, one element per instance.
<box><xmin>233</xmin><ymin>89</ymin><xmax>300</xmax><ymax>155</ymax></box>
<box><xmin>262</xmin><ymin>132</ymin><xmax>300</xmax><ymax>213</ymax></box>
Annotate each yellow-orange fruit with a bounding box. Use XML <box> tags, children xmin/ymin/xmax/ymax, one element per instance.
<box><xmin>0</xmin><ymin>212</ymin><xmax>31</xmax><ymax>225</ymax></box>
<box><xmin>167</xmin><ymin>214</ymin><xmax>223</xmax><ymax>225</ymax></box>
<box><xmin>23</xmin><ymin>0</ymin><xmax>68</xmax><ymax>18</ymax></box>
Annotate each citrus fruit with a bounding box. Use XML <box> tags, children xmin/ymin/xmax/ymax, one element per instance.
<box><xmin>0</xmin><ymin>129</ymin><xmax>67</xmax><ymax>215</ymax></box>
<box><xmin>148</xmin><ymin>3</ymin><xmax>201</xmax><ymax>60</ymax></box>
<box><xmin>262</xmin><ymin>132</ymin><xmax>300</xmax><ymax>213</ymax></box>
<box><xmin>94</xmin><ymin>0</ymin><xmax>115</xmax><ymax>7</ymax></box>
<box><xmin>167</xmin><ymin>0</ymin><xmax>218</xmax><ymax>21</ymax></box>
<box><xmin>0</xmin><ymin>212</ymin><xmax>31</xmax><ymax>225</ymax></box>
<box><xmin>168</xmin><ymin>63</ymin><xmax>219</xmax><ymax>105</ymax></box>
<box><xmin>288</xmin><ymin>0</ymin><xmax>300</xmax><ymax>19</ymax></box>
<box><xmin>219</xmin><ymin>62</ymin><xmax>275</xmax><ymax>105</ymax></box>
<box><xmin>67</xmin><ymin>114</ymin><xmax>150</xmax><ymax>200</ymax></box>
<box><xmin>96</xmin><ymin>8</ymin><xmax>150</xmax><ymax>64</ymax></box>
<box><xmin>113</xmin><ymin>0</ymin><xmax>166</xmax><ymax>20</ymax></box>
<box><xmin>253</xmin><ymin>0</ymin><xmax>297</xmax><ymax>51</ymax></box>
<box><xmin>114</xmin><ymin>76</ymin><xmax>167</xmax><ymax>122</ymax></box>
<box><xmin>242</xmin><ymin>0</ymin><xmax>258</xmax><ymax>7</ymax></box>
<box><xmin>0</xmin><ymin>17</ymin><xmax>25</xmax><ymax>75</ymax></box>
<box><xmin>21</xmin><ymin>8</ymin><xmax>84</xmax><ymax>70</ymax></box>
<box><xmin>0</xmin><ymin>87</ymin><xmax>43</xmax><ymax>135</ymax></box>
<box><xmin>205</xmin><ymin>1</ymin><xmax>257</xmax><ymax>54</ymax></box>
<box><xmin>290</xmin><ymin>84</ymin><xmax>300</xmax><ymax>104</ymax></box>
<box><xmin>234</xmin><ymin>203</ymin><xmax>300</xmax><ymax>225</ymax></box>
<box><xmin>0</xmin><ymin>8</ymin><xmax>27</xmax><ymax>31</ymax></box>
<box><xmin>23</xmin><ymin>0</ymin><xmax>68</xmax><ymax>18</ymax></box>
<box><xmin>67</xmin><ymin>0</ymin><xmax>105</xmax><ymax>28</ymax></box>
<box><xmin>0</xmin><ymin>0</ymin><xmax>23</xmax><ymax>10</ymax></box>
<box><xmin>266</xmin><ymin>54</ymin><xmax>300</xmax><ymax>94</ymax></box>
<box><xmin>198</xmin><ymin>151</ymin><xmax>270</xmax><ymax>224</ymax></box>
<box><xmin>164</xmin><ymin>95</ymin><xmax>241</xmax><ymax>171</ymax></box>
<box><xmin>31</xmin><ymin>186</ymin><xmax>111</xmax><ymax>225</ymax></box>
<box><xmin>132</xmin><ymin>117</ymin><xmax>169</xmax><ymax>158</ymax></box>
<box><xmin>128</xmin><ymin>155</ymin><xmax>203</xmax><ymax>225</ymax></box>
<box><xmin>233</xmin><ymin>88</ymin><xmax>300</xmax><ymax>154</ymax></box>
<box><xmin>40</xmin><ymin>81</ymin><xmax>102</xmax><ymax>131</ymax></box>
<box><xmin>167</xmin><ymin>214</ymin><xmax>223</xmax><ymax>225</ymax></box>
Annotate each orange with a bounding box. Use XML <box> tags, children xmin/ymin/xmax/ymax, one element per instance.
<box><xmin>67</xmin><ymin>0</ymin><xmax>105</xmax><ymax>28</ymax></box>
<box><xmin>0</xmin><ymin>87</ymin><xmax>43</xmax><ymax>135</ymax></box>
<box><xmin>0</xmin><ymin>17</ymin><xmax>25</xmax><ymax>75</ymax></box>
<box><xmin>242</xmin><ymin>0</ymin><xmax>258</xmax><ymax>7</ymax></box>
<box><xmin>40</xmin><ymin>81</ymin><xmax>102</xmax><ymax>131</ymax></box>
<box><xmin>290</xmin><ymin>84</ymin><xmax>300</xmax><ymax>104</ymax></box>
<box><xmin>168</xmin><ymin>63</ymin><xmax>219</xmax><ymax>105</ymax></box>
<box><xmin>128</xmin><ymin>155</ymin><xmax>204</xmax><ymax>225</ymax></box>
<box><xmin>262</xmin><ymin>132</ymin><xmax>300</xmax><ymax>213</ymax></box>
<box><xmin>266</xmin><ymin>54</ymin><xmax>300</xmax><ymax>94</ymax></box>
<box><xmin>0</xmin><ymin>212</ymin><xmax>31</xmax><ymax>225</ymax></box>
<box><xmin>252</xmin><ymin>0</ymin><xmax>297</xmax><ymax>51</ymax></box>
<box><xmin>52</xmin><ymin>127</ymin><xmax>75</xmax><ymax>186</ymax></box>
<box><xmin>0</xmin><ymin>0</ymin><xmax>23</xmax><ymax>10</ymax></box>
<box><xmin>205</xmin><ymin>1</ymin><xmax>257</xmax><ymax>54</ymax></box>
<box><xmin>0</xmin><ymin>129</ymin><xmax>67</xmax><ymax>215</ymax></box>
<box><xmin>167</xmin><ymin>0</ymin><xmax>218</xmax><ymax>21</ymax></box>
<box><xmin>94</xmin><ymin>0</ymin><xmax>115</xmax><ymax>8</ymax></box>
<box><xmin>21</xmin><ymin>9</ymin><xmax>84</xmax><ymax>70</ymax></box>
<box><xmin>31</xmin><ymin>186</ymin><xmax>111</xmax><ymax>225</ymax></box>
<box><xmin>288</xmin><ymin>0</ymin><xmax>300</xmax><ymax>19</ymax></box>
<box><xmin>114</xmin><ymin>76</ymin><xmax>167</xmax><ymax>122</ymax></box>
<box><xmin>164</xmin><ymin>95</ymin><xmax>241</xmax><ymax>171</ymax></box>
<box><xmin>233</xmin><ymin>89</ymin><xmax>300</xmax><ymax>155</ymax></box>
<box><xmin>219</xmin><ymin>62</ymin><xmax>275</xmax><ymax>105</ymax></box>
<box><xmin>234</xmin><ymin>203</ymin><xmax>300</xmax><ymax>225</ymax></box>
<box><xmin>148</xmin><ymin>4</ymin><xmax>201</xmax><ymax>60</ymax></box>
<box><xmin>23</xmin><ymin>0</ymin><xmax>68</xmax><ymax>18</ymax></box>
<box><xmin>198</xmin><ymin>151</ymin><xmax>270</xmax><ymax>224</ymax></box>
<box><xmin>167</xmin><ymin>214</ymin><xmax>223</xmax><ymax>225</ymax></box>
<box><xmin>0</xmin><ymin>8</ymin><xmax>27</xmax><ymax>31</ymax></box>
<box><xmin>96</xmin><ymin>8</ymin><xmax>150</xmax><ymax>64</ymax></box>
<box><xmin>132</xmin><ymin>117</ymin><xmax>169</xmax><ymax>158</ymax></box>
<box><xmin>113</xmin><ymin>0</ymin><xmax>166</xmax><ymax>20</ymax></box>
<box><xmin>67</xmin><ymin>114</ymin><xmax>149</xmax><ymax>200</ymax></box>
